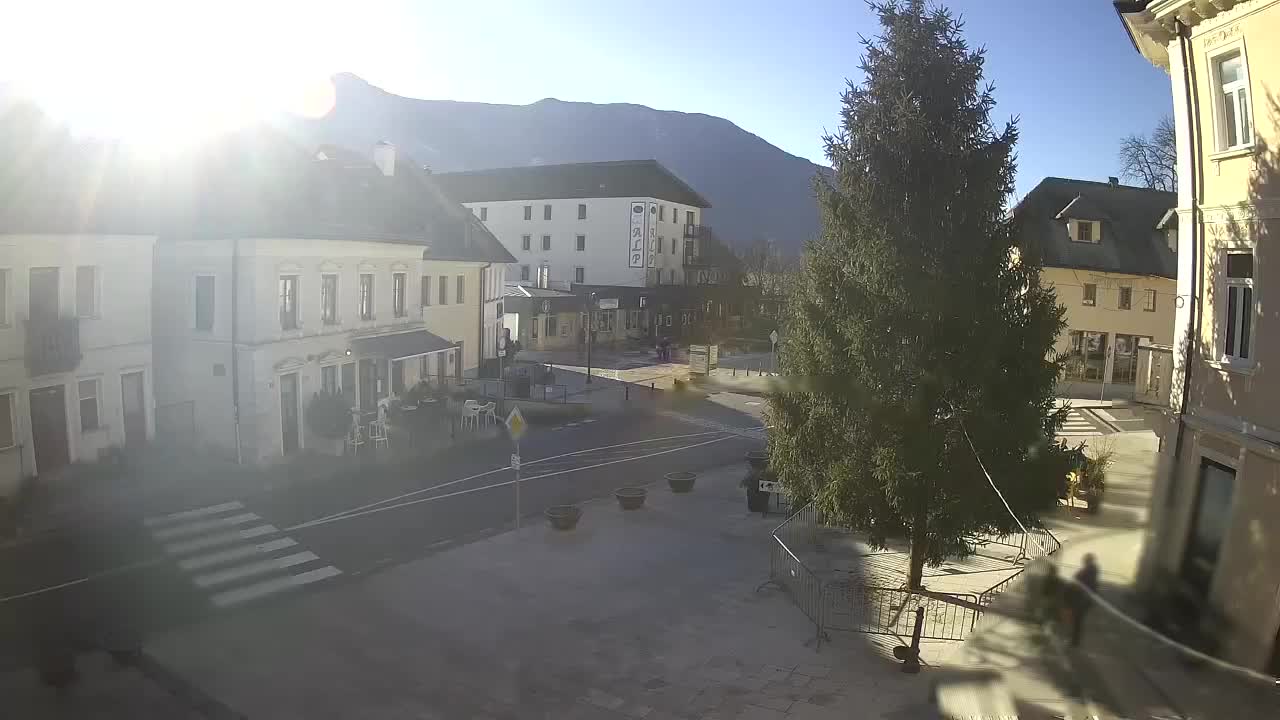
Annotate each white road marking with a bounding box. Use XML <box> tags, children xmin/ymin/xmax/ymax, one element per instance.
<box><xmin>293</xmin><ymin>429</ymin><xmax>727</xmax><ymax>528</ymax></box>
<box><xmin>287</xmin><ymin>434</ymin><xmax>740</xmax><ymax>532</ymax></box>
<box><xmin>151</xmin><ymin>513</ymin><xmax>261</xmax><ymax>541</ymax></box>
<box><xmin>178</xmin><ymin>537</ymin><xmax>298</xmax><ymax>571</ymax></box>
<box><xmin>1096</xmin><ymin>409</ymin><xmax>1120</xmax><ymax>423</ymax></box>
<box><xmin>194</xmin><ymin>551</ymin><xmax>320</xmax><ymax>588</ymax></box>
<box><xmin>164</xmin><ymin>524</ymin><xmax>279</xmax><ymax>555</ymax></box>
<box><xmin>144</xmin><ymin>501</ymin><xmax>245</xmax><ymax>527</ymax></box>
<box><xmin>210</xmin><ymin>565</ymin><xmax>342</xmax><ymax>608</ymax></box>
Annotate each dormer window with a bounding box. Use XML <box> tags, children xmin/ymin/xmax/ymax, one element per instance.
<box><xmin>1070</xmin><ymin>219</ymin><xmax>1101</xmax><ymax>244</ymax></box>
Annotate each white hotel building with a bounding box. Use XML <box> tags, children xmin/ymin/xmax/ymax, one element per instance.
<box><xmin>435</xmin><ymin>160</ymin><xmax>713</xmax><ymax>290</ymax></box>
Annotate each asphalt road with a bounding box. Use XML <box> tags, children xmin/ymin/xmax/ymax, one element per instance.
<box><xmin>0</xmin><ymin>396</ymin><xmax>765</xmax><ymax>671</ymax></box>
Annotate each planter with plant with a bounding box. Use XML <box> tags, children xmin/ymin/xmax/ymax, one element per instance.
<box><xmin>1078</xmin><ymin>441</ymin><xmax>1114</xmax><ymax>514</ymax></box>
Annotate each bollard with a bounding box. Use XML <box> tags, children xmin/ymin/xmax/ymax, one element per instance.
<box><xmin>892</xmin><ymin>607</ymin><xmax>925</xmax><ymax>674</ymax></box>
<box><xmin>651</xmin><ymin>382</ymin><xmax>655</xmax><ymax>393</ymax></box>
<box><xmin>625</xmin><ymin>384</ymin><xmax>630</xmax><ymax>401</ymax></box>
<box><xmin>733</xmin><ymin>367</ymin><xmax>737</xmax><ymax>377</ymax></box>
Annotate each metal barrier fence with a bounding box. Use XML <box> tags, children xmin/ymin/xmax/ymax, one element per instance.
<box><xmin>431</xmin><ymin>377</ymin><xmax>569</xmax><ymax>404</ymax></box>
<box><xmin>762</xmin><ymin>502</ymin><xmax>990</xmax><ymax>647</ymax></box>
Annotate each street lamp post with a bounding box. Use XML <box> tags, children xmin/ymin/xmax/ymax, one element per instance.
<box><xmin>585</xmin><ymin>292</ymin><xmax>596</xmax><ymax>384</ymax></box>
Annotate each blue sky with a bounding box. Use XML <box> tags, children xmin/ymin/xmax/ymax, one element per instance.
<box><xmin>4</xmin><ymin>1</ymin><xmax>1173</xmax><ymax>199</ymax></box>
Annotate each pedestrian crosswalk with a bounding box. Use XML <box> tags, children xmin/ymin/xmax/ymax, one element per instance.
<box><xmin>144</xmin><ymin>501</ymin><xmax>340</xmax><ymax>609</ymax></box>
<box><xmin>1058</xmin><ymin>408</ymin><xmax>1103</xmax><ymax>437</ymax></box>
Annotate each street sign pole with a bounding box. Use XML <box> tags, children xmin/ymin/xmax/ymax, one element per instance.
<box><xmin>769</xmin><ymin>329</ymin><xmax>779</xmax><ymax>373</ymax></box>
<box><xmin>513</xmin><ymin>440</ymin><xmax>521</xmax><ymax>530</ymax></box>
<box><xmin>505</xmin><ymin>406</ymin><xmax>527</xmax><ymax>530</ymax></box>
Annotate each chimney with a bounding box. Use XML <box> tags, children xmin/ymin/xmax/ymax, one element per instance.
<box><xmin>1108</xmin><ymin>176</ymin><xmax>1119</xmax><ymax>187</ymax></box>
<box><xmin>372</xmin><ymin>141</ymin><xmax>396</xmax><ymax>177</ymax></box>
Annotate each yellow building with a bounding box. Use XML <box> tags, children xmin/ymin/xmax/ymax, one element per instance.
<box><xmin>1016</xmin><ymin>177</ymin><xmax>1177</xmax><ymax>388</ymax></box>
<box><xmin>1118</xmin><ymin>0</ymin><xmax>1280</xmax><ymax>674</ymax></box>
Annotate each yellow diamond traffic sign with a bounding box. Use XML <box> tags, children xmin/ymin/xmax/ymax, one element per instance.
<box><xmin>505</xmin><ymin>406</ymin><xmax>527</xmax><ymax>441</ymax></box>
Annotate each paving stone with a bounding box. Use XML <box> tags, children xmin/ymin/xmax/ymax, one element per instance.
<box><xmin>738</xmin><ymin>703</ymin><xmax>788</xmax><ymax>720</ymax></box>
<box><xmin>749</xmin><ymin>696</ymin><xmax>793</xmax><ymax>712</ymax></box>
<box><xmin>794</xmin><ymin>664</ymin><xmax>831</xmax><ymax>679</ymax></box>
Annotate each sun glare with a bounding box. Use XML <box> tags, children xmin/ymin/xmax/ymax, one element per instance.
<box><xmin>4</xmin><ymin>1</ymin><xmax>339</xmax><ymax>152</ymax></box>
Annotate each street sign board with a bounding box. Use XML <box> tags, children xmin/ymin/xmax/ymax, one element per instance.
<box><xmin>769</xmin><ymin>330</ymin><xmax>779</xmax><ymax>345</ymax></box>
<box><xmin>598</xmin><ymin>298</ymin><xmax>619</xmax><ymax>310</ymax></box>
<box><xmin>759</xmin><ymin>480</ymin><xmax>785</xmax><ymax>495</ymax></box>
<box><xmin>688</xmin><ymin>344</ymin><xmax>710</xmax><ymax>374</ymax></box>
<box><xmin>505</xmin><ymin>406</ymin><xmax>527</xmax><ymax>441</ymax></box>
<box><xmin>511</xmin><ymin>454</ymin><xmax>521</xmax><ymax>470</ymax></box>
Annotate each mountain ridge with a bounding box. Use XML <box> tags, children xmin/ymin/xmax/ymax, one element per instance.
<box><xmin>291</xmin><ymin>73</ymin><xmax>823</xmax><ymax>252</ymax></box>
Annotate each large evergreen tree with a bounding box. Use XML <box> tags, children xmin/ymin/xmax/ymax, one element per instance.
<box><xmin>767</xmin><ymin>0</ymin><xmax>1071</xmax><ymax>590</ymax></box>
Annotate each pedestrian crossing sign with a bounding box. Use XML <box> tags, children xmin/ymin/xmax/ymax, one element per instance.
<box><xmin>505</xmin><ymin>406</ymin><xmax>527</xmax><ymax>441</ymax></box>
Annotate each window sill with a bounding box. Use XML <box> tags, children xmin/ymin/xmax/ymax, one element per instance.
<box><xmin>1206</xmin><ymin>358</ymin><xmax>1257</xmax><ymax>375</ymax></box>
<box><xmin>1209</xmin><ymin>145</ymin><xmax>1255</xmax><ymax>162</ymax></box>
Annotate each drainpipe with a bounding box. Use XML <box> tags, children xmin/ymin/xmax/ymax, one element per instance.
<box><xmin>1169</xmin><ymin>18</ymin><xmax>1202</xmax><ymax>487</ymax></box>
<box><xmin>231</xmin><ymin>237</ymin><xmax>243</xmax><ymax>465</ymax></box>
<box><xmin>479</xmin><ymin>262</ymin><xmax>491</xmax><ymax>379</ymax></box>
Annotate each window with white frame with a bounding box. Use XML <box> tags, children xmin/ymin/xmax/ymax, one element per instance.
<box><xmin>1071</xmin><ymin>220</ymin><xmax>1100</xmax><ymax>244</ymax></box>
<box><xmin>574</xmin><ymin>266</ymin><xmax>585</xmax><ymax>283</ymax></box>
<box><xmin>321</xmin><ymin>274</ymin><xmax>338</xmax><ymax>324</ymax></box>
<box><xmin>578</xmin><ymin>203</ymin><xmax>587</xmax><ymax>220</ymax></box>
<box><xmin>1118</xmin><ymin>286</ymin><xmax>1132</xmax><ymax>310</ymax></box>
<box><xmin>1082</xmin><ymin>283</ymin><xmax>1097</xmax><ymax>306</ymax></box>
<box><xmin>523</xmin><ymin>205</ymin><xmax>532</xmax><ymax>220</ymax></box>
<box><xmin>393</xmin><ymin>272</ymin><xmax>407</xmax><ymax>317</ymax></box>
<box><xmin>321</xmin><ymin>365</ymin><xmax>338</xmax><ymax>395</ymax></box>
<box><xmin>1223</xmin><ymin>252</ymin><xmax>1254</xmax><ymax>361</ymax></box>
<box><xmin>541</xmin><ymin>235</ymin><xmax>551</xmax><ymax>251</ymax></box>
<box><xmin>76</xmin><ymin>265</ymin><xmax>98</xmax><ymax>317</ymax></box>
<box><xmin>1143</xmin><ymin>288</ymin><xmax>1156</xmax><ymax>312</ymax></box>
<box><xmin>576</xmin><ymin>235</ymin><xmax>586</xmax><ymax>251</ymax></box>
<box><xmin>420</xmin><ymin>275</ymin><xmax>431</xmax><ymax>307</ymax></box>
<box><xmin>79</xmin><ymin>378</ymin><xmax>100</xmax><ymax>431</ymax></box>
<box><xmin>359</xmin><ymin>273</ymin><xmax>374</xmax><ymax>320</ymax></box>
<box><xmin>1213</xmin><ymin>50</ymin><xmax>1252</xmax><ymax>151</ymax></box>
<box><xmin>520</xmin><ymin>265</ymin><xmax>530</xmax><ymax>282</ymax></box>
<box><xmin>0</xmin><ymin>269</ymin><xmax>9</xmax><ymax>327</ymax></box>
<box><xmin>279</xmin><ymin>275</ymin><xmax>299</xmax><ymax>330</ymax></box>
<box><xmin>0</xmin><ymin>392</ymin><xmax>14</xmax><ymax>450</ymax></box>
<box><xmin>521</xmin><ymin>234</ymin><xmax>531</xmax><ymax>251</ymax></box>
<box><xmin>543</xmin><ymin>204</ymin><xmax>552</xmax><ymax>220</ymax></box>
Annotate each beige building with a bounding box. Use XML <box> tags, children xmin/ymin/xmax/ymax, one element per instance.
<box><xmin>153</xmin><ymin>141</ymin><xmax>513</xmax><ymax>462</ymax></box>
<box><xmin>1016</xmin><ymin>177</ymin><xmax>1177</xmax><ymax>386</ymax></box>
<box><xmin>1119</xmin><ymin>0</ymin><xmax>1280</xmax><ymax>674</ymax></box>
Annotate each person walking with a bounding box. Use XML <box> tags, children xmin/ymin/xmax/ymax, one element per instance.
<box><xmin>1068</xmin><ymin>554</ymin><xmax>1100</xmax><ymax>647</ymax></box>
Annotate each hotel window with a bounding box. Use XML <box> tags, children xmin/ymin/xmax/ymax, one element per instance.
<box><xmin>393</xmin><ymin>272</ymin><xmax>406</xmax><ymax>317</ymax></box>
<box><xmin>1082</xmin><ymin>283</ymin><xmax>1096</xmax><ymax>307</ymax></box>
<box><xmin>1181</xmin><ymin>460</ymin><xmax>1236</xmax><ymax>597</ymax></box>
<box><xmin>659</xmin><ymin>205</ymin><xmax>665</xmax><ymax>221</ymax></box>
<box><xmin>574</xmin><ymin>266</ymin><xmax>585</xmax><ymax>283</ymax></box>
<box><xmin>456</xmin><ymin>275</ymin><xmax>465</xmax><ymax>304</ymax></box>
<box><xmin>576</xmin><ymin>235</ymin><xmax>586</xmax><ymax>251</ymax></box>
<box><xmin>1213</xmin><ymin>49</ymin><xmax>1252</xmax><ymax>151</ymax></box>
<box><xmin>686</xmin><ymin>210</ymin><xmax>694</xmax><ymax>226</ymax></box>
<box><xmin>521</xmin><ymin>234</ymin><xmax>531</xmax><ymax>251</ymax></box>
<box><xmin>523</xmin><ymin>205</ymin><xmax>532</xmax><ymax>220</ymax></box>
<box><xmin>578</xmin><ymin>203</ymin><xmax>587</xmax><ymax>220</ymax></box>
<box><xmin>438</xmin><ymin>275</ymin><xmax>448</xmax><ymax>306</ymax></box>
<box><xmin>78</xmin><ymin>378</ymin><xmax>100</xmax><ymax>431</ymax></box>
<box><xmin>479</xmin><ymin>207</ymin><xmax>488</xmax><ymax>221</ymax></box>
<box><xmin>321</xmin><ymin>274</ymin><xmax>338</xmax><ymax>324</ymax></box>
<box><xmin>542</xmin><ymin>235</ymin><xmax>551</xmax><ymax>251</ymax></box>
<box><xmin>321</xmin><ymin>365</ymin><xmax>338</xmax><ymax>395</ymax></box>
<box><xmin>543</xmin><ymin>204</ymin><xmax>552</xmax><ymax>220</ymax></box>
<box><xmin>1118</xmin><ymin>286</ymin><xmax>1132</xmax><ymax>310</ymax></box>
<box><xmin>1223</xmin><ymin>252</ymin><xmax>1254</xmax><ymax>361</ymax></box>
<box><xmin>359</xmin><ymin>273</ymin><xmax>374</xmax><ymax>320</ymax></box>
<box><xmin>520</xmin><ymin>265</ymin><xmax>530</xmax><ymax>282</ymax></box>
<box><xmin>1143</xmin><ymin>288</ymin><xmax>1156</xmax><ymax>312</ymax></box>
<box><xmin>421</xmin><ymin>275</ymin><xmax>431</xmax><ymax>307</ymax></box>
<box><xmin>279</xmin><ymin>275</ymin><xmax>299</xmax><ymax>329</ymax></box>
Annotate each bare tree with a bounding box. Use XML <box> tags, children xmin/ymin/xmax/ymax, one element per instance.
<box><xmin>736</xmin><ymin>238</ymin><xmax>790</xmax><ymax>296</ymax></box>
<box><xmin>1119</xmin><ymin>115</ymin><xmax>1177</xmax><ymax>192</ymax></box>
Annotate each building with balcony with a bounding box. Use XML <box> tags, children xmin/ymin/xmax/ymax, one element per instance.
<box><xmin>0</xmin><ymin>166</ymin><xmax>157</xmax><ymax>496</ymax></box>
<box><xmin>434</xmin><ymin>160</ymin><xmax>716</xmax><ymax>289</ymax></box>
<box><xmin>1118</xmin><ymin>0</ymin><xmax>1280</xmax><ymax>674</ymax></box>
<box><xmin>1015</xmin><ymin>176</ymin><xmax>1177</xmax><ymax>387</ymax></box>
<box><xmin>153</xmin><ymin>141</ymin><xmax>513</xmax><ymax>462</ymax></box>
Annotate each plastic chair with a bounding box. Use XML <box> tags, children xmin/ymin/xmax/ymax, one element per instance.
<box><xmin>479</xmin><ymin>402</ymin><xmax>497</xmax><ymax>426</ymax></box>
<box><xmin>461</xmin><ymin>400</ymin><xmax>481</xmax><ymax>431</ymax></box>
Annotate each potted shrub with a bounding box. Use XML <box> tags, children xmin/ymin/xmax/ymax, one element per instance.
<box><xmin>307</xmin><ymin>391</ymin><xmax>353</xmax><ymax>454</ymax></box>
<box><xmin>614</xmin><ymin>487</ymin><xmax>647</xmax><ymax>510</ymax></box>
<box><xmin>666</xmin><ymin>471</ymin><xmax>697</xmax><ymax>493</ymax></box>
<box><xmin>1078</xmin><ymin>441</ymin><xmax>1114</xmax><ymax>514</ymax></box>
<box><xmin>545</xmin><ymin>504</ymin><xmax>582</xmax><ymax>530</ymax></box>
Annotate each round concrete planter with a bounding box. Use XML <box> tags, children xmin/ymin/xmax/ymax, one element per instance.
<box><xmin>745</xmin><ymin>451</ymin><xmax>769</xmax><ymax>470</ymax></box>
<box><xmin>665</xmin><ymin>471</ymin><xmax>697</xmax><ymax>494</ymax></box>
<box><xmin>544</xmin><ymin>504</ymin><xmax>582</xmax><ymax>531</ymax></box>
<box><xmin>615</xmin><ymin>487</ymin><xmax>647</xmax><ymax>510</ymax></box>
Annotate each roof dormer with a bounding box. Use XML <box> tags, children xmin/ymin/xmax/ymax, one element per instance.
<box><xmin>1055</xmin><ymin>194</ymin><xmax>1107</xmax><ymax>244</ymax></box>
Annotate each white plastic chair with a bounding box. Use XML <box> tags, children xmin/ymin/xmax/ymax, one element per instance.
<box><xmin>461</xmin><ymin>400</ymin><xmax>481</xmax><ymax>431</ymax></box>
<box><xmin>479</xmin><ymin>402</ymin><xmax>497</xmax><ymax>427</ymax></box>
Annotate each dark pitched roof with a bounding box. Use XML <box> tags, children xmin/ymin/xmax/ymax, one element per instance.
<box><xmin>0</xmin><ymin>104</ymin><xmax>514</xmax><ymax>264</ymax></box>
<box><xmin>503</xmin><ymin>283</ymin><xmax>575</xmax><ymax>298</ymax></box>
<box><xmin>434</xmin><ymin>160</ymin><xmax>712</xmax><ymax>208</ymax></box>
<box><xmin>1014</xmin><ymin>177</ymin><xmax>1176</xmax><ymax>279</ymax></box>
<box><xmin>351</xmin><ymin>329</ymin><xmax>454</xmax><ymax>360</ymax></box>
